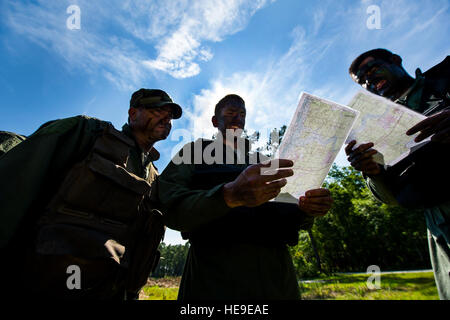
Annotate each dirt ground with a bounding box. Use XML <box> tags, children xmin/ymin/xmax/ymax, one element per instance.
<box><xmin>144</xmin><ymin>276</ymin><xmax>181</xmax><ymax>288</ymax></box>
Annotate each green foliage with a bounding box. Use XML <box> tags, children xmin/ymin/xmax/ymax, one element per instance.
<box><xmin>151</xmin><ymin>242</ymin><xmax>190</xmax><ymax>278</ymax></box>
<box><xmin>291</xmin><ymin>164</ymin><xmax>430</xmax><ymax>278</ymax></box>
<box><xmin>289</xmin><ymin>232</ymin><xmax>322</xmax><ymax>278</ymax></box>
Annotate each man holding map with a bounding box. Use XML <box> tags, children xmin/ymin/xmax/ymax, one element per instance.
<box><xmin>345</xmin><ymin>48</ymin><xmax>450</xmax><ymax>299</ymax></box>
<box><xmin>158</xmin><ymin>94</ymin><xmax>333</xmax><ymax>300</ymax></box>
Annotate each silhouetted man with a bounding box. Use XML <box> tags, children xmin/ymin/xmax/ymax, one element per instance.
<box><xmin>0</xmin><ymin>88</ymin><xmax>182</xmax><ymax>300</ymax></box>
<box><xmin>159</xmin><ymin>94</ymin><xmax>333</xmax><ymax>300</ymax></box>
<box><xmin>346</xmin><ymin>49</ymin><xmax>449</xmax><ymax>299</ymax></box>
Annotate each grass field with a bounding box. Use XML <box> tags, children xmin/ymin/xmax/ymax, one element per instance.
<box><xmin>139</xmin><ymin>277</ymin><xmax>180</xmax><ymax>300</ymax></box>
<box><xmin>299</xmin><ymin>272</ymin><xmax>439</xmax><ymax>300</ymax></box>
<box><xmin>139</xmin><ymin>272</ymin><xmax>439</xmax><ymax>300</ymax></box>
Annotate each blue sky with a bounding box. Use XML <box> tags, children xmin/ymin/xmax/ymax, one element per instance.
<box><xmin>1</xmin><ymin>0</ymin><xmax>449</xmax><ymax>244</ymax></box>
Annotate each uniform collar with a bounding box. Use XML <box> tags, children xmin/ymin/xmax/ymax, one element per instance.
<box><xmin>121</xmin><ymin>123</ymin><xmax>160</xmax><ymax>162</ymax></box>
<box><xmin>395</xmin><ymin>68</ymin><xmax>426</xmax><ymax>111</ymax></box>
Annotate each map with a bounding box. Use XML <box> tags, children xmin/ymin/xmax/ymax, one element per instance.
<box><xmin>346</xmin><ymin>91</ymin><xmax>427</xmax><ymax>166</ymax></box>
<box><xmin>274</xmin><ymin>92</ymin><xmax>359</xmax><ymax>204</ymax></box>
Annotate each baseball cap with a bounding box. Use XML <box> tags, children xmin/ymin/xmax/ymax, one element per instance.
<box><xmin>130</xmin><ymin>88</ymin><xmax>182</xmax><ymax>119</ymax></box>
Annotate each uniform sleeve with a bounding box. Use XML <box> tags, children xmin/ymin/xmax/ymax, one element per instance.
<box><xmin>365</xmin><ymin>172</ymin><xmax>399</xmax><ymax>205</ymax></box>
<box><xmin>0</xmin><ymin>132</ymin><xmax>27</xmax><ymax>156</ymax></box>
<box><xmin>0</xmin><ymin>116</ymin><xmax>104</xmax><ymax>248</ymax></box>
<box><xmin>158</xmin><ymin>151</ymin><xmax>231</xmax><ymax>232</ymax></box>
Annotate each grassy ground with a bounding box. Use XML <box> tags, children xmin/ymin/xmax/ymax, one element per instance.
<box><xmin>139</xmin><ymin>272</ymin><xmax>439</xmax><ymax>300</ymax></box>
<box><xmin>140</xmin><ymin>286</ymin><xmax>179</xmax><ymax>300</ymax></box>
<box><xmin>299</xmin><ymin>272</ymin><xmax>439</xmax><ymax>300</ymax></box>
<box><xmin>139</xmin><ymin>277</ymin><xmax>180</xmax><ymax>300</ymax></box>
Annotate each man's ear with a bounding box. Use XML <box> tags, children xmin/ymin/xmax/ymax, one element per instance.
<box><xmin>212</xmin><ymin>115</ymin><xmax>218</xmax><ymax>128</ymax></box>
<box><xmin>128</xmin><ymin>107</ymin><xmax>137</xmax><ymax>122</ymax></box>
<box><xmin>391</xmin><ymin>54</ymin><xmax>403</xmax><ymax>66</ymax></box>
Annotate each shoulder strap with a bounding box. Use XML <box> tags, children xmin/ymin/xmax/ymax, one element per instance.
<box><xmin>92</xmin><ymin>123</ymin><xmax>135</xmax><ymax>167</ymax></box>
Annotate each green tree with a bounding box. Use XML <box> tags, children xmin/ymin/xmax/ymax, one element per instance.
<box><xmin>290</xmin><ymin>164</ymin><xmax>430</xmax><ymax>278</ymax></box>
<box><xmin>151</xmin><ymin>242</ymin><xmax>190</xmax><ymax>278</ymax></box>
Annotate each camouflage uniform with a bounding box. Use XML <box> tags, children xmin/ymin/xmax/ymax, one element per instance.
<box><xmin>158</xmin><ymin>139</ymin><xmax>314</xmax><ymax>300</ymax></box>
<box><xmin>0</xmin><ymin>131</ymin><xmax>26</xmax><ymax>156</ymax></box>
<box><xmin>0</xmin><ymin>116</ymin><xmax>162</xmax><ymax>300</ymax></box>
<box><xmin>366</xmin><ymin>56</ymin><xmax>450</xmax><ymax>299</ymax></box>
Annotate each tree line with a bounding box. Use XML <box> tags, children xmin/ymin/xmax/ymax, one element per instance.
<box><xmin>151</xmin><ymin>242</ymin><xmax>190</xmax><ymax>278</ymax></box>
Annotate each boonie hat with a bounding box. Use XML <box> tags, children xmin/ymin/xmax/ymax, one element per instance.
<box><xmin>130</xmin><ymin>88</ymin><xmax>182</xmax><ymax>119</ymax></box>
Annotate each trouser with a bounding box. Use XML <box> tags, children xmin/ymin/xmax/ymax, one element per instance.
<box><xmin>425</xmin><ymin>205</ymin><xmax>450</xmax><ymax>300</ymax></box>
<box><xmin>3</xmin><ymin>248</ymin><xmax>128</xmax><ymax>300</ymax></box>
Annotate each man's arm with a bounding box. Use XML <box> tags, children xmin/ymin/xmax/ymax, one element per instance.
<box><xmin>364</xmin><ymin>171</ymin><xmax>399</xmax><ymax>205</ymax></box>
<box><xmin>345</xmin><ymin>140</ymin><xmax>399</xmax><ymax>205</ymax></box>
<box><xmin>0</xmin><ymin>116</ymin><xmax>105</xmax><ymax>247</ymax></box>
<box><xmin>158</xmin><ymin>152</ymin><xmax>295</xmax><ymax>232</ymax></box>
<box><xmin>158</xmin><ymin>158</ymin><xmax>232</xmax><ymax>232</ymax></box>
<box><xmin>158</xmin><ymin>159</ymin><xmax>317</xmax><ymax>247</ymax></box>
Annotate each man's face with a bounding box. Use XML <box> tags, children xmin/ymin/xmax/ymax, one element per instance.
<box><xmin>353</xmin><ymin>56</ymin><xmax>410</xmax><ymax>99</ymax></box>
<box><xmin>214</xmin><ymin>103</ymin><xmax>246</xmax><ymax>137</ymax></box>
<box><xmin>131</xmin><ymin>105</ymin><xmax>173</xmax><ymax>142</ymax></box>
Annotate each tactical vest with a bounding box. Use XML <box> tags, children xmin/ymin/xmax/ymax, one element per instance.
<box><xmin>31</xmin><ymin>123</ymin><xmax>165</xmax><ymax>299</ymax></box>
<box><xmin>384</xmin><ymin>140</ymin><xmax>450</xmax><ymax>208</ymax></box>
<box><xmin>386</xmin><ymin>90</ymin><xmax>450</xmax><ymax>208</ymax></box>
<box><xmin>183</xmin><ymin>140</ymin><xmax>303</xmax><ymax>247</ymax></box>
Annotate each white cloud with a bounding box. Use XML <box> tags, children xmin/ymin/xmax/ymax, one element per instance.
<box><xmin>187</xmin><ymin>0</ymin><xmax>450</xmax><ymax>158</ymax></box>
<box><xmin>3</xmin><ymin>0</ymin><xmax>274</xmax><ymax>87</ymax></box>
<box><xmin>141</xmin><ymin>0</ymin><xmax>274</xmax><ymax>78</ymax></box>
<box><xmin>4</xmin><ymin>1</ymin><xmax>151</xmax><ymax>90</ymax></box>
<box><xmin>187</xmin><ymin>26</ymin><xmax>343</xmax><ymax>142</ymax></box>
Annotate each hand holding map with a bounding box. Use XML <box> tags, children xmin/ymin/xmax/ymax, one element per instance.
<box><xmin>274</xmin><ymin>93</ymin><xmax>359</xmax><ymax>203</ymax></box>
<box><xmin>273</xmin><ymin>90</ymin><xmax>429</xmax><ymax>204</ymax></box>
<box><xmin>345</xmin><ymin>91</ymin><xmax>427</xmax><ymax>166</ymax></box>
<box><xmin>345</xmin><ymin>140</ymin><xmax>381</xmax><ymax>176</ymax></box>
<box><xmin>406</xmin><ymin>109</ymin><xmax>450</xmax><ymax>144</ymax></box>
